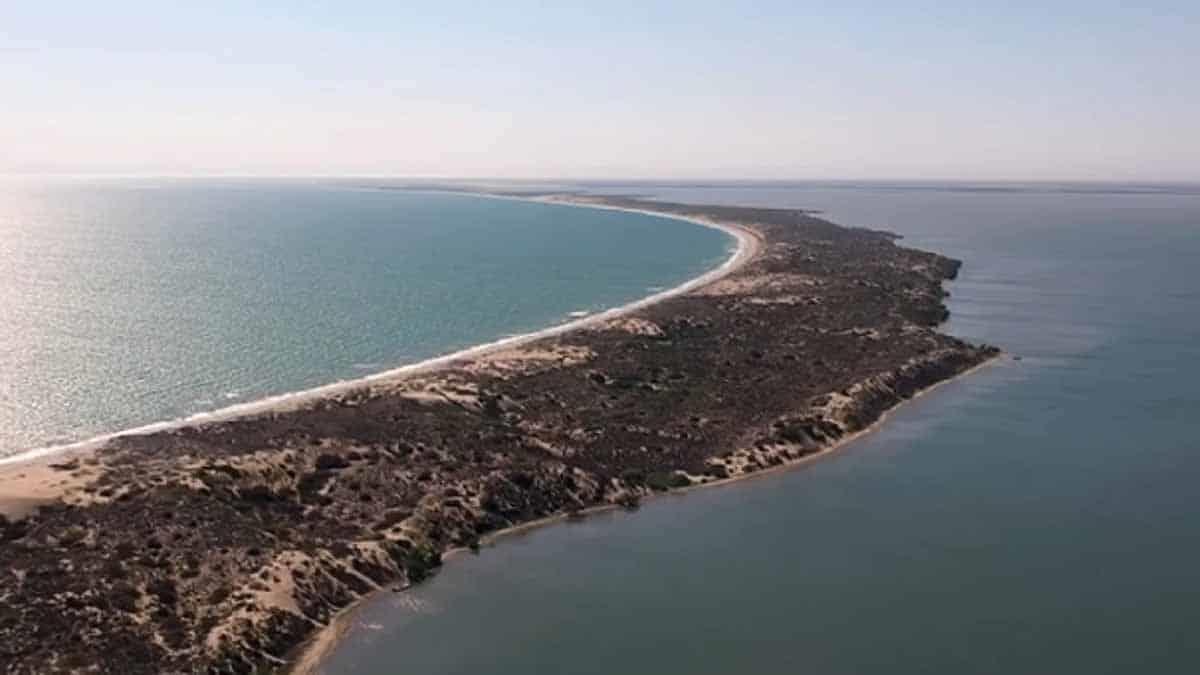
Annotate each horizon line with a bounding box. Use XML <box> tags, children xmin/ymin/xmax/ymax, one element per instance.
<box><xmin>3</xmin><ymin>172</ymin><xmax>1200</xmax><ymax>187</ymax></box>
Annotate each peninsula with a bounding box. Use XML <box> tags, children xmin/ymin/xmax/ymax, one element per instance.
<box><xmin>0</xmin><ymin>194</ymin><xmax>999</xmax><ymax>674</ymax></box>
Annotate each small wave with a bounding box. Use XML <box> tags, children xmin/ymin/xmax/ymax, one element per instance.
<box><xmin>392</xmin><ymin>594</ymin><xmax>436</xmax><ymax>614</ymax></box>
<box><xmin>223</xmin><ymin>391</ymin><xmax>241</xmax><ymax>399</ymax></box>
<box><xmin>352</xmin><ymin>363</ymin><xmax>381</xmax><ymax>370</ymax></box>
<box><xmin>567</xmin><ymin>310</ymin><xmax>591</xmax><ymax>318</ymax></box>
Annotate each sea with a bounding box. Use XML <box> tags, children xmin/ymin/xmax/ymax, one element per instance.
<box><xmin>0</xmin><ymin>179</ymin><xmax>732</xmax><ymax>458</ymax></box>
<box><xmin>316</xmin><ymin>181</ymin><xmax>1200</xmax><ymax>674</ymax></box>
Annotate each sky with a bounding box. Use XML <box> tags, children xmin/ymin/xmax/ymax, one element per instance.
<box><xmin>2</xmin><ymin>1</ymin><xmax>1198</xmax><ymax>181</ymax></box>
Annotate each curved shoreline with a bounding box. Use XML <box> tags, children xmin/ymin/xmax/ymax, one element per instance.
<box><xmin>0</xmin><ymin>193</ymin><xmax>760</xmax><ymax>469</ymax></box>
<box><xmin>0</xmin><ymin>192</ymin><xmax>1000</xmax><ymax>673</ymax></box>
<box><xmin>289</xmin><ymin>351</ymin><xmax>1005</xmax><ymax>674</ymax></box>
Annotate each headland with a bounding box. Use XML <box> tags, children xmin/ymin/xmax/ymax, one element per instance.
<box><xmin>0</xmin><ymin>193</ymin><xmax>999</xmax><ymax>674</ymax></box>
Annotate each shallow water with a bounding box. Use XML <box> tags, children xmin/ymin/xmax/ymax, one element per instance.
<box><xmin>323</xmin><ymin>182</ymin><xmax>1200</xmax><ymax>674</ymax></box>
<box><xmin>0</xmin><ymin>180</ymin><xmax>731</xmax><ymax>456</ymax></box>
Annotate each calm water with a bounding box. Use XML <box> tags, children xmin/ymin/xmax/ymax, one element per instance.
<box><xmin>324</xmin><ymin>182</ymin><xmax>1200</xmax><ymax>674</ymax></box>
<box><xmin>0</xmin><ymin>179</ymin><xmax>731</xmax><ymax>457</ymax></box>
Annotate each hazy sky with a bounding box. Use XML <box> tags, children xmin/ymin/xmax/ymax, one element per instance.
<box><xmin>3</xmin><ymin>1</ymin><xmax>1198</xmax><ymax>180</ymax></box>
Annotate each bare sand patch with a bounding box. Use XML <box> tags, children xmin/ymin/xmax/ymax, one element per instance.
<box><xmin>0</xmin><ymin>455</ymin><xmax>101</xmax><ymax>519</ymax></box>
<box><xmin>694</xmin><ymin>272</ymin><xmax>824</xmax><ymax>297</ymax></box>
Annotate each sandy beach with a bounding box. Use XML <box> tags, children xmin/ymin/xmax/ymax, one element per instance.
<box><xmin>0</xmin><ymin>192</ymin><xmax>760</xmax><ymax>522</ymax></box>
<box><xmin>0</xmin><ymin>193</ymin><xmax>760</xmax><ymax>474</ymax></box>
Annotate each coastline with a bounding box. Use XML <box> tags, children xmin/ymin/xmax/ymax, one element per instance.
<box><xmin>0</xmin><ymin>192</ymin><xmax>760</xmax><ymax>472</ymax></box>
<box><xmin>0</xmin><ymin>193</ymin><xmax>999</xmax><ymax>673</ymax></box>
<box><xmin>289</xmin><ymin>350</ymin><xmax>1005</xmax><ymax>674</ymax></box>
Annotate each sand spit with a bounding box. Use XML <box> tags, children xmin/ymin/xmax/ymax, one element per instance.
<box><xmin>0</xmin><ymin>192</ymin><xmax>998</xmax><ymax>674</ymax></box>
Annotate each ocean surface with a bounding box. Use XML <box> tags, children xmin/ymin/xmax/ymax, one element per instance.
<box><xmin>322</xmin><ymin>181</ymin><xmax>1200</xmax><ymax>674</ymax></box>
<box><xmin>0</xmin><ymin>179</ymin><xmax>732</xmax><ymax>458</ymax></box>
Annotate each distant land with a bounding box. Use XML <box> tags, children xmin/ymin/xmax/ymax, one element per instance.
<box><xmin>0</xmin><ymin>192</ymin><xmax>998</xmax><ymax>673</ymax></box>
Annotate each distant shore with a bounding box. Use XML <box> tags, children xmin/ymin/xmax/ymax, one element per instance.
<box><xmin>0</xmin><ymin>192</ymin><xmax>998</xmax><ymax>674</ymax></box>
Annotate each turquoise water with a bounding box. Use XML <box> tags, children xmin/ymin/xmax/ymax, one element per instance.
<box><xmin>0</xmin><ymin>179</ymin><xmax>731</xmax><ymax>457</ymax></box>
<box><xmin>323</xmin><ymin>182</ymin><xmax>1200</xmax><ymax>674</ymax></box>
